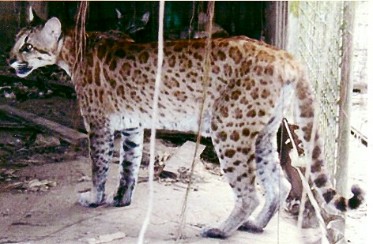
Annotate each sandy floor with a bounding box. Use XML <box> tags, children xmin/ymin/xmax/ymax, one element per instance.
<box><xmin>0</xmin><ymin>156</ymin><xmax>304</xmax><ymax>244</ymax></box>
<box><xmin>0</xmin><ymin>135</ymin><xmax>368</xmax><ymax>244</ymax></box>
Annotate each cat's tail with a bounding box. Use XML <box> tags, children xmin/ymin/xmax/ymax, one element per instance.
<box><xmin>293</xmin><ymin>72</ymin><xmax>364</xmax><ymax>212</ymax></box>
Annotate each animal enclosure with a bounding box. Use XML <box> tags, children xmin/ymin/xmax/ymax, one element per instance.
<box><xmin>0</xmin><ymin>1</ymin><xmax>368</xmax><ymax>243</ymax></box>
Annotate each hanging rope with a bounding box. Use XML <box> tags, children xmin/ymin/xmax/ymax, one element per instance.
<box><xmin>73</xmin><ymin>1</ymin><xmax>88</xmax><ymax>76</ymax></box>
<box><xmin>137</xmin><ymin>1</ymin><xmax>165</xmax><ymax>243</ymax></box>
<box><xmin>187</xmin><ymin>1</ymin><xmax>196</xmax><ymax>40</ymax></box>
<box><xmin>282</xmin><ymin>119</ymin><xmax>328</xmax><ymax>240</ymax></box>
<box><xmin>276</xmin><ymin>3</ymin><xmax>287</xmax><ymax>242</ymax></box>
<box><xmin>176</xmin><ymin>1</ymin><xmax>215</xmax><ymax>241</ymax></box>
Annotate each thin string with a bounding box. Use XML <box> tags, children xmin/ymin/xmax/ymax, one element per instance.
<box><xmin>298</xmin><ymin>106</ymin><xmax>319</xmax><ymax>228</ymax></box>
<box><xmin>187</xmin><ymin>1</ymin><xmax>196</xmax><ymax>40</ymax></box>
<box><xmin>276</xmin><ymin>3</ymin><xmax>282</xmax><ymax>243</ymax></box>
<box><xmin>176</xmin><ymin>1</ymin><xmax>215</xmax><ymax>241</ymax></box>
<box><xmin>73</xmin><ymin>1</ymin><xmax>88</xmax><ymax>75</ymax></box>
<box><xmin>137</xmin><ymin>1</ymin><xmax>165</xmax><ymax>243</ymax></box>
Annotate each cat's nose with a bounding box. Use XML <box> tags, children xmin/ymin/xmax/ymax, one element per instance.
<box><xmin>7</xmin><ymin>57</ymin><xmax>17</xmax><ymax>65</ymax></box>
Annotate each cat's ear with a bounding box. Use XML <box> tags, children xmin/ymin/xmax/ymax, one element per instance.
<box><xmin>28</xmin><ymin>6</ymin><xmax>44</xmax><ymax>26</ymax></box>
<box><xmin>42</xmin><ymin>17</ymin><xmax>62</xmax><ymax>41</ymax></box>
<box><xmin>141</xmin><ymin>12</ymin><xmax>150</xmax><ymax>25</ymax></box>
<box><xmin>115</xmin><ymin>8</ymin><xmax>123</xmax><ymax>20</ymax></box>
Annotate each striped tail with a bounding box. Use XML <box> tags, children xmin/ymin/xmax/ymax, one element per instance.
<box><xmin>293</xmin><ymin>75</ymin><xmax>364</xmax><ymax>212</ymax></box>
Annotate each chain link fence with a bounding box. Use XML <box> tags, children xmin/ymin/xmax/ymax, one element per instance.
<box><xmin>287</xmin><ymin>1</ymin><xmax>345</xmax><ymax>177</ymax></box>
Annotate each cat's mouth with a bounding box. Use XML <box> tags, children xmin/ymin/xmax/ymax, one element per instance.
<box><xmin>10</xmin><ymin>61</ymin><xmax>33</xmax><ymax>78</ymax></box>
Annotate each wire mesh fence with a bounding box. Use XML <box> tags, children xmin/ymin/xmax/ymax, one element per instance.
<box><xmin>288</xmin><ymin>1</ymin><xmax>345</xmax><ymax>178</ymax></box>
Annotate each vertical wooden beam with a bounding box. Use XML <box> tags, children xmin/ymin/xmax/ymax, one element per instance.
<box><xmin>336</xmin><ymin>2</ymin><xmax>356</xmax><ymax>195</ymax></box>
<box><xmin>264</xmin><ymin>1</ymin><xmax>288</xmax><ymax>49</ymax></box>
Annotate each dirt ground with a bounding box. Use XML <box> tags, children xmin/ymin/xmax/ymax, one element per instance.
<box><xmin>0</xmin><ymin>152</ymin><xmax>309</xmax><ymax>244</ymax></box>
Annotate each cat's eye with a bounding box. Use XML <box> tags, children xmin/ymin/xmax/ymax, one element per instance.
<box><xmin>20</xmin><ymin>43</ymin><xmax>34</xmax><ymax>53</ymax></box>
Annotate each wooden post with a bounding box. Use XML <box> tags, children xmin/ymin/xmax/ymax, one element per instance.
<box><xmin>264</xmin><ymin>1</ymin><xmax>288</xmax><ymax>49</ymax></box>
<box><xmin>336</xmin><ymin>2</ymin><xmax>355</xmax><ymax>196</ymax></box>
